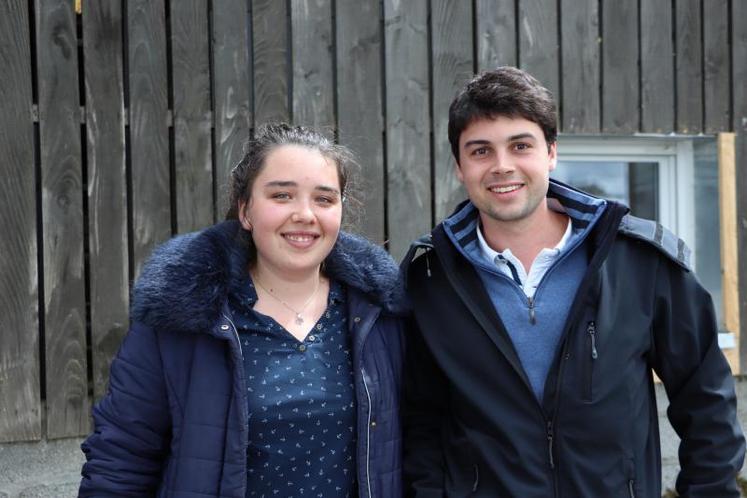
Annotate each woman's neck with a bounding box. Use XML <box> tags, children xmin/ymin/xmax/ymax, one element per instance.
<box><xmin>250</xmin><ymin>261</ymin><xmax>323</xmax><ymax>299</ymax></box>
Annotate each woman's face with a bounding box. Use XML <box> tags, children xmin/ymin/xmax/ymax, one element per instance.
<box><xmin>240</xmin><ymin>144</ymin><xmax>343</xmax><ymax>278</ymax></box>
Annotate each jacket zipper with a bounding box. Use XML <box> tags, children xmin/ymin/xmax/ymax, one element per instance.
<box><xmin>361</xmin><ymin>368</ymin><xmax>373</xmax><ymax>498</ymax></box>
<box><xmin>587</xmin><ymin>321</ymin><xmax>598</xmax><ymax>359</ymax></box>
<box><xmin>546</xmin><ymin>420</ymin><xmax>555</xmax><ymax>469</ymax></box>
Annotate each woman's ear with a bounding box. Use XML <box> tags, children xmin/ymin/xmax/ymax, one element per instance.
<box><xmin>239</xmin><ymin>202</ymin><xmax>252</xmax><ymax>231</ymax></box>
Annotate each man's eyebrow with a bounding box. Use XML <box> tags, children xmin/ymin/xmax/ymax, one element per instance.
<box><xmin>463</xmin><ymin>139</ymin><xmax>491</xmax><ymax>148</ymax></box>
<box><xmin>507</xmin><ymin>132</ymin><xmax>537</xmax><ymax>141</ymax></box>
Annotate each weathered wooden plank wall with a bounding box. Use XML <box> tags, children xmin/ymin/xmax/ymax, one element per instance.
<box><xmin>0</xmin><ymin>0</ymin><xmax>40</xmax><ymax>443</ymax></box>
<box><xmin>1</xmin><ymin>0</ymin><xmax>744</xmax><ymax>442</ymax></box>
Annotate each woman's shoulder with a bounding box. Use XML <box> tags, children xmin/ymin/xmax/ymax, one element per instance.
<box><xmin>326</xmin><ymin>231</ymin><xmax>408</xmax><ymax>315</ymax></box>
<box><xmin>130</xmin><ymin>221</ymin><xmax>243</xmax><ymax>333</ymax></box>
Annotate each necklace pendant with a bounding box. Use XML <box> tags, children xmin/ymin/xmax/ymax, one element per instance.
<box><xmin>295</xmin><ymin>314</ymin><xmax>304</xmax><ymax>326</ymax></box>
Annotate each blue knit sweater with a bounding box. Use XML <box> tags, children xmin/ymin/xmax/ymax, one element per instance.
<box><xmin>442</xmin><ymin>183</ymin><xmax>607</xmax><ymax>400</ymax></box>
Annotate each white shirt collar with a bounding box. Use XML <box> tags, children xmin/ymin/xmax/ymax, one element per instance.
<box><xmin>476</xmin><ymin>216</ymin><xmax>573</xmax><ymax>264</ymax></box>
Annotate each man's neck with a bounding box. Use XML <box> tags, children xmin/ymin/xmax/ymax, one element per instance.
<box><xmin>480</xmin><ymin>203</ymin><xmax>570</xmax><ymax>274</ymax></box>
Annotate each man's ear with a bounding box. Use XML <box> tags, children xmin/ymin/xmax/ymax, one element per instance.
<box><xmin>454</xmin><ymin>159</ymin><xmax>464</xmax><ymax>183</ymax></box>
<box><xmin>548</xmin><ymin>141</ymin><xmax>558</xmax><ymax>172</ymax></box>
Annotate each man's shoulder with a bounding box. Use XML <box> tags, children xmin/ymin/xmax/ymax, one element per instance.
<box><xmin>616</xmin><ymin>214</ymin><xmax>691</xmax><ymax>271</ymax></box>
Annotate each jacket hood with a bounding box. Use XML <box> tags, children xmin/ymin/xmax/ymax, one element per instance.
<box><xmin>131</xmin><ymin>220</ymin><xmax>406</xmax><ymax>334</ymax></box>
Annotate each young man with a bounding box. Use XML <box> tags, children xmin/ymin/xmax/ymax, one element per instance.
<box><xmin>402</xmin><ymin>67</ymin><xmax>745</xmax><ymax>497</ymax></box>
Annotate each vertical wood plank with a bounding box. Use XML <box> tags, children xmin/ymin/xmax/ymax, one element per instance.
<box><xmin>384</xmin><ymin>0</ymin><xmax>431</xmax><ymax>260</ymax></box>
<box><xmin>732</xmin><ymin>0</ymin><xmax>747</xmax><ymax>369</ymax></box>
<box><xmin>171</xmin><ymin>0</ymin><xmax>213</xmax><ymax>233</ymax></box>
<box><xmin>336</xmin><ymin>0</ymin><xmax>385</xmax><ymax>242</ymax></box>
<box><xmin>640</xmin><ymin>0</ymin><xmax>674</xmax><ymax>133</ymax></box>
<box><xmin>601</xmin><ymin>0</ymin><xmax>638</xmax><ymax>133</ymax></box>
<box><xmin>83</xmin><ymin>0</ymin><xmax>129</xmax><ymax>400</ymax></box>
<box><xmin>518</xmin><ymin>0</ymin><xmax>559</xmax><ymax>100</ymax></box>
<box><xmin>253</xmin><ymin>0</ymin><xmax>290</xmax><ymax>124</ymax></box>
<box><xmin>36</xmin><ymin>0</ymin><xmax>89</xmax><ymax>438</ymax></box>
<box><xmin>432</xmin><ymin>0</ymin><xmax>473</xmax><ymax>221</ymax></box>
<box><xmin>675</xmin><ymin>0</ymin><xmax>702</xmax><ymax>134</ymax></box>
<box><xmin>703</xmin><ymin>0</ymin><xmax>729</xmax><ymax>133</ymax></box>
<box><xmin>129</xmin><ymin>0</ymin><xmax>170</xmax><ymax>275</ymax></box>
<box><xmin>718</xmin><ymin>133</ymin><xmax>739</xmax><ymax>373</ymax></box>
<box><xmin>212</xmin><ymin>0</ymin><xmax>252</xmax><ymax>219</ymax></box>
<box><xmin>560</xmin><ymin>0</ymin><xmax>600</xmax><ymax>133</ymax></box>
<box><xmin>476</xmin><ymin>0</ymin><xmax>516</xmax><ymax>71</ymax></box>
<box><xmin>0</xmin><ymin>0</ymin><xmax>41</xmax><ymax>442</ymax></box>
<box><xmin>291</xmin><ymin>0</ymin><xmax>334</xmax><ymax>132</ymax></box>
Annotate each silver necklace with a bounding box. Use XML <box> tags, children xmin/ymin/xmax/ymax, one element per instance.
<box><xmin>253</xmin><ymin>274</ymin><xmax>321</xmax><ymax>326</ymax></box>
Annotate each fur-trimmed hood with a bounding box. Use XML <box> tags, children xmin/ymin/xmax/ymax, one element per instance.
<box><xmin>130</xmin><ymin>220</ymin><xmax>407</xmax><ymax>334</ymax></box>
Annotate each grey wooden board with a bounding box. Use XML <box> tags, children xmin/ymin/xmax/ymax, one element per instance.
<box><xmin>640</xmin><ymin>0</ymin><xmax>674</xmax><ymax>133</ymax></box>
<box><xmin>291</xmin><ymin>0</ymin><xmax>334</xmax><ymax>134</ymax></box>
<box><xmin>212</xmin><ymin>0</ymin><xmax>252</xmax><ymax>220</ymax></box>
<box><xmin>476</xmin><ymin>0</ymin><xmax>516</xmax><ymax>70</ymax></box>
<box><xmin>675</xmin><ymin>0</ymin><xmax>703</xmax><ymax>134</ymax></box>
<box><xmin>432</xmin><ymin>0</ymin><xmax>472</xmax><ymax>221</ymax></box>
<box><xmin>253</xmin><ymin>0</ymin><xmax>290</xmax><ymax>124</ymax></box>
<box><xmin>518</xmin><ymin>0</ymin><xmax>559</xmax><ymax>101</ymax></box>
<box><xmin>36</xmin><ymin>0</ymin><xmax>89</xmax><ymax>438</ymax></box>
<box><xmin>336</xmin><ymin>0</ymin><xmax>385</xmax><ymax>243</ymax></box>
<box><xmin>83</xmin><ymin>0</ymin><xmax>130</xmax><ymax>400</ymax></box>
<box><xmin>601</xmin><ymin>0</ymin><xmax>638</xmax><ymax>133</ymax></box>
<box><xmin>560</xmin><ymin>0</ymin><xmax>600</xmax><ymax>133</ymax></box>
<box><xmin>171</xmin><ymin>0</ymin><xmax>213</xmax><ymax>233</ymax></box>
<box><xmin>384</xmin><ymin>0</ymin><xmax>431</xmax><ymax>261</ymax></box>
<box><xmin>733</xmin><ymin>1</ymin><xmax>747</xmax><ymax>368</ymax></box>
<box><xmin>0</xmin><ymin>0</ymin><xmax>41</xmax><ymax>443</ymax></box>
<box><xmin>703</xmin><ymin>0</ymin><xmax>730</xmax><ymax>133</ymax></box>
<box><xmin>129</xmin><ymin>0</ymin><xmax>171</xmax><ymax>276</ymax></box>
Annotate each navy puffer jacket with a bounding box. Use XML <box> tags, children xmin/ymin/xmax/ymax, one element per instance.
<box><xmin>79</xmin><ymin>220</ymin><xmax>406</xmax><ymax>498</ymax></box>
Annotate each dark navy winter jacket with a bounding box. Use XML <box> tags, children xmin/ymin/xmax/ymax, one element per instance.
<box><xmin>79</xmin><ymin>220</ymin><xmax>406</xmax><ymax>498</ymax></box>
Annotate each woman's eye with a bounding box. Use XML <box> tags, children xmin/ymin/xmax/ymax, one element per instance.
<box><xmin>316</xmin><ymin>196</ymin><xmax>336</xmax><ymax>205</ymax></box>
<box><xmin>271</xmin><ymin>192</ymin><xmax>291</xmax><ymax>200</ymax></box>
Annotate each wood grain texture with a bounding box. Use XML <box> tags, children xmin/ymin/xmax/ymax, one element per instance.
<box><xmin>336</xmin><ymin>0</ymin><xmax>385</xmax><ymax>243</ymax></box>
<box><xmin>601</xmin><ymin>0</ymin><xmax>638</xmax><ymax>133</ymax></box>
<box><xmin>129</xmin><ymin>0</ymin><xmax>170</xmax><ymax>276</ymax></box>
<box><xmin>640</xmin><ymin>0</ymin><xmax>674</xmax><ymax>133</ymax></box>
<box><xmin>0</xmin><ymin>0</ymin><xmax>41</xmax><ymax>442</ymax></box>
<box><xmin>518</xmin><ymin>0</ymin><xmax>559</xmax><ymax>100</ymax></box>
<box><xmin>703</xmin><ymin>0</ymin><xmax>729</xmax><ymax>133</ymax></box>
<box><xmin>212</xmin><ymin>0</ymin><xmax>252</xmax><ymax>219</ymax></box>
<box><xmin>718</xmin><ymin>133</ymin><xmax>739</xmax><ymax>373</ymax></box>
<box><xmin>36</xmin><ymin>0</ymin><xmax>88</xmax><ymax>438</ymax></box>
<box><xmin>560</xmin><ymin>0</ymin><xmax>600</xmax><ymax>133</ymax></box>
<box><xmin>732</xmin><ymin>0</ymin><xmax>747</xmax><ymax>369</ymax></box>
<box><xmin>83</xmin><ymin>0</ymin><xmax>129</xmax><ymax>400</ymax></box>
<box><xmin>476</xmin><ymin>0</ymin><xmax>516</xmax><ymax>70</ymax></box>
<box><xmin>675</xmin><ymin>0</ymin><xmax>702</xmax><ymax>134</ymax></box>
<box><xmin>291</xmin><ymin>0</ymin><xmax>334</xmax><ymax>133</ymax></box>
<box><xmin>432</xmin><ymin>0</ymin><xmax>472</xmax><ymax>221</ymax></box>
<box><xmin>253</xmin><ymin>0</ymin><xmax>290</xmax><ymax>124</ymax></box>
<box><xmin>171</xmin><ymin>0</ymin><xmax>213</xmax><ymax>233</ymax></box>
<box><xmin>384</xmin><ymin>0</ymin><xmax>431</xmax><ymax>260</ymax></box>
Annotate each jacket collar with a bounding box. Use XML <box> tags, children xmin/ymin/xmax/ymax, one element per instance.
<box><xmin>131</xmin><ymin>220</ymin><xmax>406</xmax><ymax>334</ymax></box>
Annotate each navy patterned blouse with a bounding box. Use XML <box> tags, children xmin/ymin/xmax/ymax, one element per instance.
<box><xmin>229</xmin><ymin>275</ymin><xmax>358</xmax><ymax>498</ymax></box>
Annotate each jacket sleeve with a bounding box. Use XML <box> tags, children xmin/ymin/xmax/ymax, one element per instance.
<box><xmin>650</xmin><ymin>259</ymin><xmax>745</xmax><ymax>497</ymax></box>
<box><xmin>79</xmin><ymin>321</ymin><xmax>172</xmax><ymax>497</ymax></box>
<box><xmin>403</xmin><ymin>315</ymin><xmax>448</xmax><ymax>497</ymax></box>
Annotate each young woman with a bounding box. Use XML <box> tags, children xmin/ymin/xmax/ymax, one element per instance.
<box><xmin>79</xmin><ymin>124</ymin><xmax>405</xmax><ymax>497</ymax></box>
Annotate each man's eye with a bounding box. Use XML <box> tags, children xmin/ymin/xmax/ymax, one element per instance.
<box><xmin>514</xmin><ymin>143</ymin><xmax>531</xmax><ymax>151</ymax></box>
<box><xmin>472</xmin><ymin>147</ymin><xmax>488</xmax><ymax>156</ymax></box>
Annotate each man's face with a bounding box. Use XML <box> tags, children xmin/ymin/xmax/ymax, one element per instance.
<box><xmin>456</xmin><ymin>116</ymin><xmax>557</xmax><ymax>229</ymax></box>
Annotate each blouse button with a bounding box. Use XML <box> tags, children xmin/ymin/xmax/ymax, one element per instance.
<box><xmin>298</xmin><ymin>344</ymin><xmax>307</xmax><ymax>352</ymax></box>
<box><xmin>370</xmin><ymin>421</ymin><xmax>377</xmax><ymax>428</ymax></box>
<box><xmin>353</xmin><ymin>317</ymin><xmax>361</xmax><ymax>323</ymax></box>
<box><xmin>307</xmin><ymin>335</ymin><xmax>316</xmax><ymax>342</ymax></box>
<box><xmin>220</xmin><ymin>324</ymin><xmax>230</xmax><ymax>331</ymax></box>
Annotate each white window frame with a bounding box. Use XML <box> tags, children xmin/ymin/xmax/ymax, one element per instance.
<box><xmin>556</xmin><ymin>135</ymin><xmax>696</xmax><ymax>270</ymax></box>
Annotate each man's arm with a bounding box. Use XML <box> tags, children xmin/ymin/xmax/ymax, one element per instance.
<box><xmin>403</xmin><ymin>315</ymin><xmax>448</xmax><ymax>497</ymax></box>
<box><xmin>650</xmin><ymin>259</ymin><xmax>745</xmax><ymax>497</ymax></box>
